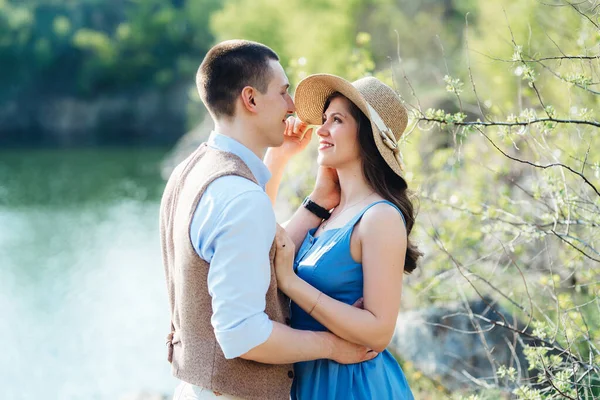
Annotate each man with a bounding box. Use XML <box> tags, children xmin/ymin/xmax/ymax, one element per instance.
<box><xmin>160</xmin><ymin>40</ymin><xmax>375</xmax><ymax>400</ymax></box>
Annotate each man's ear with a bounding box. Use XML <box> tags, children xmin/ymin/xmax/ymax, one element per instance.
<box><xmin>240</xmin><ymin>86</ymin><xmax>258</xmax><ymax>113</ymax></box>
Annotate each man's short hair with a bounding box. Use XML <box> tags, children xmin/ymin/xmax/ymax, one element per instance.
<box><xmin>196</xmin><ymin>40</ymin><xmax>279</xmax><ymax>118</ymax></box>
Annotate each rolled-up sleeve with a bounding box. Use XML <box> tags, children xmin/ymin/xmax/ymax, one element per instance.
<box><xmin>205</xmin><ymin>189</ymin><xmax>277</xmax><ymax>359</ymax></box>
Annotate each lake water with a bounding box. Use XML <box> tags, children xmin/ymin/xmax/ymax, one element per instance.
<box><xmin>0</xmin><ymin>149</ymin><xmax>178</xmax><ymax>400</ymax></box>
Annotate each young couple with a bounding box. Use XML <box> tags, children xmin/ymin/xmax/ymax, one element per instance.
<box><xmin>160</xmin><ymin>39</ymin><xmax>421</xmax><ymax>400</ymax></box>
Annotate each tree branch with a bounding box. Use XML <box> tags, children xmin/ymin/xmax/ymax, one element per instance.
<box><xmin>473</xmin><ymin>127</ymin><xmax>600</xmax><ymax>198</ymax></box>
<box><xmin>419</xmin><ymin>116</ymin><xmax>600</xmax><ymax>129</ymax></box>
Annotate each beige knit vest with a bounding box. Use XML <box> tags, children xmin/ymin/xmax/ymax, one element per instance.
<box><xmin>159</xmin><ymin>143</ymin><xmax>293</xmax><ymax>400</ymax></box>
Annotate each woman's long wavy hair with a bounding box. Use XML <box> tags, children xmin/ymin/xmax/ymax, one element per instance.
<box><xmin>324</xmin><ymin>93</ymin><xmax>422</xmax><ymax>273</ymax></box>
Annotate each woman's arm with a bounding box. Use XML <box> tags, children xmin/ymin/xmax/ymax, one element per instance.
<box><xmin>264</xmin><ymin>117</ymin><xmax>341</xmax><ymax>250</ymax></box>
<box><xmin>277</xmin><ymin>203</ymin><xmax>407</xmax><ymax>352</ymax></box>
<box><xmin>281</xmin><ymin>167</ymin><xmax>341</xmax><ymax>250</ymax></box>
<box><xmin>264</xmin><ymin>117</ymin><xmax>313</xmax><ymax>206</ymax></box>
<box><xmin>264</xmin><ymin>148</ymin><xmax>293</xmax><ymax>207</ymax></box>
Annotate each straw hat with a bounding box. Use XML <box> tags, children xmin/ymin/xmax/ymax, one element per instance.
<box><xmin>294</xmin><ymin>74</ymin><xmax>408</xmax><ymax>178</ymax></box>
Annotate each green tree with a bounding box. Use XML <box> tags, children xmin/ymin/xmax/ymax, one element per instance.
<box><xmin>210</xmin><ymin>0</ymin><xmax>381</xmax><ymax>83</ymax></box>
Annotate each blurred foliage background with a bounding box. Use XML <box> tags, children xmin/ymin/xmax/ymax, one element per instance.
<box><xmin>1</xmin><ymin>0</ymin><xmax>599</xmax><ymax>399</ymax></box>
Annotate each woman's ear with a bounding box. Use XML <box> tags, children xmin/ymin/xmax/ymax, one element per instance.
<box><xmin>241</xmin><ymin>86</ymin><xmax>258</xmax><ymax>113</ymax></box>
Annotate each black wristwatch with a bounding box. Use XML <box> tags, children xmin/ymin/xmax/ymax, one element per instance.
<box><xmin>302</xmin><ymin>197</ymin><xmax>331</xmax><ymax>220</ymax></box>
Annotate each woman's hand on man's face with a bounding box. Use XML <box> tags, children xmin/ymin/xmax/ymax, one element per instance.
<box><xmin>276</xmin><ymin>116</ymin><xmax>314</xmax><ymax>159</ymax></box>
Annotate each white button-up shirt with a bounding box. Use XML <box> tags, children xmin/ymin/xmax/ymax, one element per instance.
<box><xmin>189</xmin><ymin>131</ymin><xmax>276</xmax><ymax>359</ymax></box>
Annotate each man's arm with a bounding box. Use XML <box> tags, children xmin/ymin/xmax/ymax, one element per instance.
<box><xmin>240</xmin><ymin>322</ymin><xmax>329</xmax><ymax>364</ymax></box>
<box><xmin>240</xmin><ymin>321</ymin><xmax>376</xmax><ymax>365</ymax></box>
<box><xmin>193</xmin><ymin>179</ymin><xmax>374</xmax><ymax>364</ymax></box>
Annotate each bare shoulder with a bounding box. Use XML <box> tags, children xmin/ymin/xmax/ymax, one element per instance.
<box><xmin>358</xmin><ymin>202</ymin><xmax>407</xmax><ymax>239</ymax></box>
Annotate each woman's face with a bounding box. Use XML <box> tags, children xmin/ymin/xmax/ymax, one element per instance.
<box><xmin>316</xmin><ymin>96</ymin><xmax>361</xmax><ymax>169</ymax></box>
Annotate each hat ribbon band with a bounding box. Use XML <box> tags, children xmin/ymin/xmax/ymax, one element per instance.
<box><xmin>365</xmin><ymin>103</ymin><xmax>405</xmax><ymax>171</ymax></box>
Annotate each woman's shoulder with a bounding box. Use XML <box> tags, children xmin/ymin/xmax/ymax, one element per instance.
<box><xmin>358</xmin><ymin>200</ymin><xmax>407</xmax><ymax>237</ymax></box>
<box><xmin>352</xmin><ymin>200</ymin><xmax>408</xmax><ymax>260</ymax></box>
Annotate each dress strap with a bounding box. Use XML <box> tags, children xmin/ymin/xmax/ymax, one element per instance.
<box><xmin>346</xmin><ymin>200</ymin><xmax>406</xmax><ymax>229</ymax></box>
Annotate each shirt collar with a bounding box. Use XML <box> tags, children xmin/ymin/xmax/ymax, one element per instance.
<box><xmin>207</xmin><ymin>131</ymin><xmax>271</xmax><ymax>188</ymax></box>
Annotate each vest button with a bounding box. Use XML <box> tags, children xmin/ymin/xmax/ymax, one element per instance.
<box><xmin>285</xmin><ymin>317</ymin><xmax>291</xmax><ymax>326</ymax></box>
<box><xmin>288</xmin><ymin>370</ymin><xmax>294</xmax><ymax>379</ymax></box>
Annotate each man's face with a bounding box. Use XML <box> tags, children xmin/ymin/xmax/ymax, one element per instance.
<box><xmin>255</xmin><ymin>60</ymin><xmax>295</xmax><ymax>147</ymax></box>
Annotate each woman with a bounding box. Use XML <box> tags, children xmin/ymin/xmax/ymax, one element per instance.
<box><xmin>264</xmin><ymin>74</ymin><xmax>421</xmax><ymax>399</ymax></box>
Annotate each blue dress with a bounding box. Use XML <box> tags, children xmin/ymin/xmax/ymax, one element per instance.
<box><xmin>290</xmin><ymin>200</ymin><xmax>414</xmax><ymax>400</ymax></box>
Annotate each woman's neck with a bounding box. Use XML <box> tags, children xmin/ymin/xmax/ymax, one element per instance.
<box><xmin>335</xmin><ymin>163</ymin><xmax>375</xmax><ymax>209</ymax></box>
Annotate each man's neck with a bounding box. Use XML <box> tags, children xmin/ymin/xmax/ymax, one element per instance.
<box><xmin>214</xmin><ymin>119</ymin><xmax>267</xmax><ymax>160</ymax></box>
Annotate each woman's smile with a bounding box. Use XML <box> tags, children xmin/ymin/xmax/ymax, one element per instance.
<box><xmin>318</xmin><ymin>140</ymin><xmax>334</xmax><ymax>151</ymax></box>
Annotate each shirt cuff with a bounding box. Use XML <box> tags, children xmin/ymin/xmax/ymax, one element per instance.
<box><xmin>214</xmin><ymin>312</ymin><xmax>274</xmax><ymax>359</ymax></box>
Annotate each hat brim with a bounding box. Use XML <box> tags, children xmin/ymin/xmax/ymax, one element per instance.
<box><xmin>294</xmin><ymin>74</ymin><xmax>405</xmax><ymax>178</ymax></box>
<box><xmin>295</xmin><ymin>74</ymin><xmax>369</xmax><ymax>125</ymax></box>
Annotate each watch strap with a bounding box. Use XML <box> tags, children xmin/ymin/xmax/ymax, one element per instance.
<box><xmin>302</xmin><ymin>197</ymin><xmax>331</xmax><ymax>220</ymax></box>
